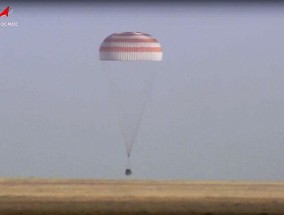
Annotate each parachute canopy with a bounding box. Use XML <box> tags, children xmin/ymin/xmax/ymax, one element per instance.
<box><xmin>99</xmin><ymin>32</ymin><xmax>163</xmax><ymax>61</ymax></box>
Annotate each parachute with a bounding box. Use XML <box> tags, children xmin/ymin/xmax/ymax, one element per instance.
<box><xmin>99</xmin><ymin>32</ymin><xmax>163</xmax><ymax>175</ymax></box>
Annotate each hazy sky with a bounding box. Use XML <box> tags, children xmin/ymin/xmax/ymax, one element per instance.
<box><xmin>0</xmin><ymin>2</ymin><xmax>284</xmax><ymax>180</ymax></box>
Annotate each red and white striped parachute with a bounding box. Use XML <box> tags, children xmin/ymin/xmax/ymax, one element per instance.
<box><xmin>99</xmin><ymin>32</ymin><xmax>163</xmax><ymax>61</ymax></box>
<box><xmin>99</xmin><ymin>32</ymin><xmax>163</xmax><ymax>175</ymax></box>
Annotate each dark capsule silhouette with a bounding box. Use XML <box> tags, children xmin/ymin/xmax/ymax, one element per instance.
<box><xmin>125</xmin><ymin>169</ymin><xmax>132</xmax><ymax>176</ymax></box>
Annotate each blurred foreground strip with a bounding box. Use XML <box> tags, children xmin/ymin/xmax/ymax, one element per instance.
<box><xmin>0</xmin><ymin>178</ymin><xmax>284</xmax><ymax>215</ymax></box>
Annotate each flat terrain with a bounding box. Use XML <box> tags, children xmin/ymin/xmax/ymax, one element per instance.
<box><xmin>0</xmin><ymin>178</ymin><xmax>284</xmax><ymax>214</ymax></box>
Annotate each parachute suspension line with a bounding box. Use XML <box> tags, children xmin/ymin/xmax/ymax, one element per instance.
<box><xmin>105</xmin><ymin>63</ymin><xmax>157</xmax><ymax>157</ymax></box>
<box><xmin>125</xmin><ymin>154</ymin><xmax>132</xmax><ymax>176</ymax></box>
<box><xmin>103</xmin><ymin>63</ymin><xmax>137</xmax><ymax>175</ymax></box>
